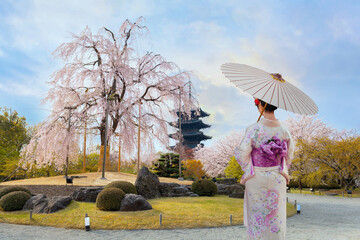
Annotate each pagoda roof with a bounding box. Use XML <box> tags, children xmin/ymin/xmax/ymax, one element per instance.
<box><xmin>175</xmin><ymin>108</ymin><xmax>210</xmax><ymax>118</ymax></box>
<box><xmin>170</xmin><ymin>143</ymin><xmax>201</xmax><ymax>150</ymax></box>
<box><xmin>169</xmin><ymin>119</ymin><xmax>211</xmax><ymax>129</ymax></box>
<box><xmin>196</xmin><ymin>108</ymin><xmax>210</xmax><ymax>117</ymax></box>
<box><xmin>169</xmin><ymin>131</ymin><xmax>212</xmax><ymax>141</ymax></box>
<box><xmin>184</xmin><ymin>143</ymin><xmax>200</xmax><ymax>149</ymax></box>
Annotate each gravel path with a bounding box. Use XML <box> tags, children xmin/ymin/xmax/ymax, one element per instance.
<box><xmin>0</xmin><ymin>193</ymin><xmax>359</xmax><ymax>240</ymax></box>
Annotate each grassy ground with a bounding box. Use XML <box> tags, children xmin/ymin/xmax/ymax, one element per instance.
<box><xmin>0</xmin><ymin>196</ymin><xmax>297</xmax><ymax>230</ymax></box>
<box><xmin>0</xmin><ymin>174</ymin><xmax>297</xmax><ymax>229</ymax></box>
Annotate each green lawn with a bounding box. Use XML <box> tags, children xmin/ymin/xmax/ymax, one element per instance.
<box><xmin>0</xmin><ymin>195</ymin><xmax>296</xmax><ymax>230</ymax></box>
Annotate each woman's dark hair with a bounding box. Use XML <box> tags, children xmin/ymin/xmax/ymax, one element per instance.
<box><xmin>257</xmin><ymin>99</ymin><xmax>277</xmax><ymax>112</ymax></box>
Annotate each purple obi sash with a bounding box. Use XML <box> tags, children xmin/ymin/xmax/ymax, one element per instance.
<box><xmin>251</xmin><ymin>136</ymin><xmax>288</xmax><ymax>171</ymax></box>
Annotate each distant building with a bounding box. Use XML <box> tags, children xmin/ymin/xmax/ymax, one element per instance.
<box><xmin>169</xmin><ymin>108</ymin><xmax>212</xmax><ymax>158</ymax></box>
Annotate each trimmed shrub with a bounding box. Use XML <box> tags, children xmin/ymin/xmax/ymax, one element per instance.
<box><xmin>191</xmin><ymin>179</ymin><xmax>218</xmax><ymax>196</ymax></box>
<box><xmin>0</xmin><ymin>186</ymin><xmax>31</xmax><ymax>199</ymax></box>
<box><xmin>0</xmin><ymin>191</ymin><xmax>31</xmax><ymax>211</ymax></box>
<box><xmin>104</xmin><ymin>181</ymin><xmax>136</xmax><ymax>194</ymax></box>
<box><xmin>96</xmin><ymin>188</ymin><xmax>125</xmax><ymax>211</ymax></box>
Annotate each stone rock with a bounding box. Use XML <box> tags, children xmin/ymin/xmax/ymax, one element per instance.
<box><xmin>22</xmin><ymin>194</ymin><xmax>72</xmax><ymax>214</ymax></box>
<box><xmin>173</xmin><ymin>186</ymin><xmax>189</xmax><ymax>194</ymax></box>
<box><xmin>217</xmin><ymin>178</ymin><xmax>237</xmax><ymax>185</ymax></box>
<box><xmin>135</xmin><ymin>167</ymin><xmax>160</xmax><ymax>199</ymax></box>
<box><xmin>158</xmin><ymin>182</ymin><xmax>194</xmax><ymax>197</ymax></box>
<box><xmin>45</xmin><ymin>196</ymin><xmax>72</xmax><ymax>213</ymax></box>
<box><xmin>189</xmin><ymin>193</ymin><xmax>199</xmax><ymax>197</ymax></box>
<box><xmin>217</xmin><ymin>184</ymin><xmax>233</xmax><ymax>195</ymax></box>
<box><xmin>228</xmin><ymin>184</ymin><xmax>245</xmax><ymax>199</ymax></box>
<box><xmin>216</xmin><ymin>183</ymin><xmax>245</xmax><ymax>199</ymax></box>
<box><xmin>120</xmin><ymin>194</ymin><xmax>152</xmax><ymax>211</ymax></box>
<box><xmin>23</xmin><ymin>194</ymin><xmax>48</xmax><ymax>213</ymax></box>
<box><xmin>159</xmin><ymin>182</ymin><xmax>179</xmax><ymax>197</ymax></box>
<box><xmin>71</xmin><ymin>187</ymin><xmax>103</xmax><ymax>202</ymax></box>
<box><xmin>49</xmin><ymin>196</ymin><xmax>72</xmax><ymax>212</ymax></box>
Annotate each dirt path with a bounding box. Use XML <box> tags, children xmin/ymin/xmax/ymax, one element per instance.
<box><xmin>0</xmin><ymin>172</ymin><xmax>193</xmax><ymax>186</ymax></box>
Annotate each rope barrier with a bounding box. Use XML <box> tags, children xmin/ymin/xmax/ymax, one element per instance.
<box><xmin>155</xmin><ymin>214</ymin><xmax>243</xmax><ymax>225</ymax></box>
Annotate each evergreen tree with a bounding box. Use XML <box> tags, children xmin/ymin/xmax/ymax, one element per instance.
<box><xmin>0</xmin><ymin>107</ymin><xmax>31</xmax><ymax>181</ymax></box>
<box><xmin>153</xmin><ymin>153</ymin><xmax>185</xmax><ymax>178</ymax></box>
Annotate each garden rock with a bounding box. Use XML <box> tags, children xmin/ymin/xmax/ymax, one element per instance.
<box><xmin>23</xmin><ymin>194</ymin><xmax>48</xmax><ymax>213</ymax></box>
<box><xmin>135</xmin><ymin>167</ymin><xmax>160</xmax><ymax>199</ymax></box>
<box><xmin>217</xmin><ymin>178</ymin><xmax>237</xmax><ymax>185</ymax></box>
<box><xmin>45</xmin><ymin>196</ymin><xmax>72</xmax><ymax>213</ymax></box>
<box><xmin>159</xmin><ymin>182</ymin><xmax>178</xmax><ymax>196</ymax></box>
<box><xmin>217</xmin><ymin>184</ymin><xmax>233</xmax><ymax>195</ymax></box>
<box><xmin>71</xmin><ymin>187</ymin><xmax>103</xmax><ymax>202</ymax></box>
<box><xmin>216</xmin><ymin>183</ymin><xmax>245</xmax><ymax>198</ymax></box>
<box><xmin>159</xmin><ymin>182</ymin><xmax>194</xmax><ymax>197</ymax></box>
<box><xmin>189</xmin><ymin>193</ymin><xmax>199</xmax><ymax>197</ymax></box>
<box><xmin>120</xmin><ymin>194</ymin><xmax>152</xmax><ymax>211</ymax></box>
<box><xmin>228</xmin><ymin>184</ymin><xmax>245</xmax><ymax>199</ymax></box>
<box><xmin>22</xmin><ymin>194</ymin><xmax>72</xmax><ymax>213</ymax></box>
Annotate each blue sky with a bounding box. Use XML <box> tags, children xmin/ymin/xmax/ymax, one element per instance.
<box><xmin>0</xmin><ymin>0</ymin><xmax>359</xmax><ymax>148</ymax></box>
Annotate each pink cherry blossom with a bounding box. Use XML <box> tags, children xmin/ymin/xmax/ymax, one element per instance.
<box><xmin>21</xmin><ymin>17</ymin><xmax>195</xmax><ymax>171</ymax></box>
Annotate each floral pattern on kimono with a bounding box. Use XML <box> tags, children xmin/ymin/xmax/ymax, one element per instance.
<box><xmin>235</xmin><ymin>119</ymin><xmax>294</xmax><ymax>185</ymax></box>
<box><xmin>235</xmin><ymin>118</ymin><xmax>294</xmax><ymax>240</ymax></box>
<box><xmin>246</xmin><ymin>172</ymin><xmax>287</xmax><ymax>239</ymax></box>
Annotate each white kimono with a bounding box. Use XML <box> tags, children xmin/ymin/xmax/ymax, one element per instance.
<box><xmin>235</xmin><ymin>118</ymin><xmax>294</xmax><ymax>240</ymax></box>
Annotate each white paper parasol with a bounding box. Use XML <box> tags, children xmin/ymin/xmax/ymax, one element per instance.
<box><xmin>221</xmin><ymin>63</ymin><xmax>318</xmax><ymax>115</ymax></box>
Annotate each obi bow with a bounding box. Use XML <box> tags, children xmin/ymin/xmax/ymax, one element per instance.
<box><xmin>260</xmin><ymin>136</ymin><xmax>288</xmax><ymax>172</ymax></box>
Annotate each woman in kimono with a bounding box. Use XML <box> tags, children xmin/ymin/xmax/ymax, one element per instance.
<box><xmin>235</xmin><ymin>98</ymin><xmax>294</xmax><ymax>240</ymax></box>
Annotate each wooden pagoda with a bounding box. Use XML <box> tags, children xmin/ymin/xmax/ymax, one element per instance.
<box><xmin>169</xmin><ymin>108</ymin><xmax>212</xmax><ymax>156</ymax></box>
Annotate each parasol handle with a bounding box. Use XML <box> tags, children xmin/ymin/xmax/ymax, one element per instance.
<box><xmin>257</xmin><ymin>103</ymin><xmax>267</xmax><ymax>122</ymax></box>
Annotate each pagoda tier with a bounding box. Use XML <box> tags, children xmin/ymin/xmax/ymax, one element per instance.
<box><xmin>169</xmin><ymin>131</ymin><xmax>211</xmax><ymax>142</ymax></box>
<box><xmin>169</xmin><ymin>132</ymin><xmax>211</xmax><ymax>149</ymax></box>
<box><xmin>169</xmin><ymin>107</ymin><xmax>211</xmax><ymax>149</ymax></box>
<box><xmin>169</xmin><ymin>119</ymin><xmax>211</xmax><ymax>130</ymax></box>
<box><xmin>175</xmin><ymin>108</ymin><xmax>210</xmax><ymax>119</ymax></box>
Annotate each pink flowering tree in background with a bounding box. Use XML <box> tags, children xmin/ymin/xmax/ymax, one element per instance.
<box><xmin>21</xmin><ymin>17</ymin><xmax>194</xmax><ymax>174</ymax></box>
<box><xmin>284</xmin><ymin>115</ymin><xmax>334</xmax><ymax>145</ymax></box>
<box><xmin>283</xmin><ymin>115</ymin><xmax>335</xmax><ymax>189</ymax></box>
<box><xmin>194</xmin><ymin>131</ymin><xmax>244</xmax><ymax>177</ymax></box>
<box><xmin>21</xmin><ymin>122</ymin><xmax>80</xmax><ymax>171</ymax></box>
<box><xmin>194</xmin><ymin>115</ymin><xmax>335</xmax><ymax>180</ymax></box>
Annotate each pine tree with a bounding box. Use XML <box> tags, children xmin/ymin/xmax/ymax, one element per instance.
<box><xmin>153</xmin><ymin>153</ymin><xmax>185</xmax><ymax>178</ymax></box>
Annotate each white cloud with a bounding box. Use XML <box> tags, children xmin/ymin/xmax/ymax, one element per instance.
<box><xmin>4</xmin><ymin>0</ymin><xmax>114</xmax><ymax>52</ymax></box>
<box><xmin>328</xmin><ymin>13</ymin><xmax>360</xmax><ymax>46</ymax></box>
<box><xmin>0</xmin><ymin>0</ymin><xmax>356</xmax><ymax>147</ymax></box>
<box><xmin>143</xmin><ymin>7</ymin><xmax>318</xmax><ymax>146</ymax></box>
<box><xmin>0</xmin><ymin>81</ymin><xmax>44</xmax><ymax>97</ymax></box>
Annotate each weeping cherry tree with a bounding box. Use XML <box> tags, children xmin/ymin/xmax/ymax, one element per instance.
<box><xmin>21</xmin><ymin>17</ymin><xmax>194</xmax><ymax>174</ymax></box>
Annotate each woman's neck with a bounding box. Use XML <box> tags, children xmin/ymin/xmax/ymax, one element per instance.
<box><xmin>262</xmin><ymin>111</ymin><xmax>277</xmax><ymax>121</ymax></box>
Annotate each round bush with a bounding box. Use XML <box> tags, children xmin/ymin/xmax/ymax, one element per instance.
<box><xmin>96</xmin><ymin>188</ymin><xmax>125</xmax><ymax>211</ymax></box>
<box><xmin>104</xmin><ymin>181</ymin><xmax>136</xmax><ymax>194</ymax></box>
<box><xmin>0</xmin><ymin>186</ymin><xmax>31</xmax><ymax>199</ymax></box>
<box><xmin>191</xmin><ymin>179</ymin><xmax>218</xmax><ymax>196</ymax></box>
<box><xmin>0</xmin><ymin>191</ymin><xmax>31</xmax><ymax>211</ymax></box>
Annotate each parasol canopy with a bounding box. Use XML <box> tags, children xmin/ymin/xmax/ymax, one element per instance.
<box><xmin>221</xmin><ymin>63</ymin><xmax>318</xmax><ymax>115</ymax></box>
